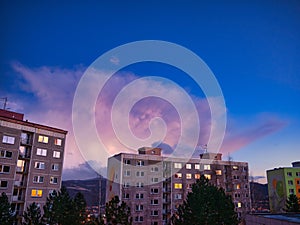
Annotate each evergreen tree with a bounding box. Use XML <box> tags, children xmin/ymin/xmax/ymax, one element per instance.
<box><xmin>105</xmin><ymin>196</ymin><xmax>132</xmax><ymax>225</ymax></box>
<box><xmin>73</xmin><ymin>192</ymin><xmax>87</xmax><ymax>224</ymax></box>
<box><xmin>22</xmin><ymin>202</ymin><xmax>43</xmax><ymax>225</ymax></box>
<box><xmin>0</xmin><ymin>192</ymin><xmax>15</xmax><ymax>225</ymax></box>
<box><xmin>171</xmin><ymin>175</ymin><xmax>239</xmax><ymax>225</ymax></box>
<box><xmin>285</xmin><ymin>194</ymin><xmax>300</xmax><ymax>212</ymax></box>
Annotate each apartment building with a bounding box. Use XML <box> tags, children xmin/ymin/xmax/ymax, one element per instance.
<box><xmin>106</xmin><ymin>147</ymin><xmax>251</xmax><ymax>225</ymax></box>
<box><xmin>0</xmin><ymin>109</ymin><xmax>67</xmax><ymax>222</ymax></box>
<box><xmin>267</xmin><ymin>162</ymin><xmax>300</xmax><ymax>213</ymax></box>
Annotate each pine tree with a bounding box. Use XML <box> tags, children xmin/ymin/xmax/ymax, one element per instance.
<box><xmin>105</xmin><ymin>196</ymin><xmax>132</xmax><ymax>225</ymax></box>
<box><xmin>285</xmin><ymin>194</ymin><xmax>300</xmax><ymax>212</ymax></box>
<box><xmin>171</xmin><ymin>175</ymin><xmax>239</xmax><ymax>225</ymax></box>
<box><xmin>0</xmin><ymin>192</ymin><xmax>15</xmax><ymax>225</ymax></box>
<box><xmin>22</xmin><ymin>202</ymin><xmax>43</xmax><ymax>225</ymax></box>
<box><xmin>73</xmin><ymin>192</ymin><xmax>87</xmax><ymax>224</ymax></box>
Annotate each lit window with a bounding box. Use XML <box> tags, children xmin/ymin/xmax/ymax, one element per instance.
<box><xmin>232</xmin><ymin>166</ymin><xmax>239</xmax><ymax>170</ymax></box>
<box><xmin>216</xmin><ymin>170</ymin><xmax>222</xmax><ymax>175</ymax></box>
<box><xmin>204</xmin><ymin>174</ymin><xmax>211</xmax><ymax>180</ymax></box>
<box><xmin>33</xmin><ymin>176</ymin><xmax>44</xmax><ymax>183</ymax></box>
<box><xmin>52</xmin><ymin>163</ymin><xmax>59</xmax><ymax>171</ymax></box>
<box><xmin>36</xmin><ymin>148</ymin><xmax>47</xmax><ymax>156</ymax></box>
<box><xmin>288</xmin><ymin>180</ymin><xmax>293</xmax><ymax>185</ymax></box>
<box><xmin>0</xmin><ymin>180</ymin><xmax>8</xmax><ymax>188</ymax></box>
<box><xmin>124</xmin><ymin>170</ymin><xmax>131</xmax><ymax>176</ymax></box>
<box><xmin>237</xmin><ymin>202</ymin><xmax>242</xmax><ymax>208</ymax></box>
<box><xmin>174</xmin><ymin>183</ymin><xmax>182</xmax><ymax>189</ymax></box>
<box><xmin>174</xmin><ymin>163</ymin><xmax>182</xmax><ymax>169</ymax></box>
<box><xmin>204</xmin><ymin>165</ymin><xmax>210</xmax><ymax>170</ymax></box>
<box><xmin>186</xmin><ymin>164</ymin><xmax>191</xmax><ymax>169</ymax></box>
<box><xmin>31</xmin><ymin>189</ymin><xmax>43</xmax><ymax>197</ymax></box>
<box><xmin>195</xmin><ymin>164</ymin><xmax>200</xmax><ymax>170</ymax></box>
<box><xmin>235</xmin><ymin>184</ymin><xmax>241</xmax><ymax>190</ymax></box>
<box><xmin>50</xmin><ymin>177</ymin><xmax>58</xmax><ymax>184</ymax></box>
<box><xmin>174</xmin><ymin>193</ymin><xmax>182</xmax><ymax>199</ymax></box>
<box><xmin>151</xmin><ymin>199</ymin><xmax>159</xmax><ymax>205</ymax></box>
<box><xmin>38</xmin><ymin>135</ymin><xmax>48</xmax><ymax>143</ymax></box>
<box><xmin>0</xmin><ymin>150</ymin><xmax>12</xmax><ymax>158</ymax></box>
<box><xmin>151</xmin><ymin>177</ymin><xmax>159</xmax><ymax>183</ymax></box>
<box><xmin>186</xmin><ymin>174</ymin><xmax>192</xmax><ymax>179</ymax></box>
<box><xmin>2</xmin><ymin>135</ymin><xmax>15</xmax><ymax>144</ymax></box>
<box><xmin>53</xmin><ymin>151</ymin><xmax>61</xmax><ymax>158</ymax></box>
<box><xmin>17</xmin><ymin>160</ymin><xmax>25</xmax><ymax>172</ymax></box>
<box><xmin>175</xmin><ymin>173</ymin><xmax>182</xmax><ymax>178</ymax></box>
<box><xmin>0</xmin><ymin>165</ymin><xmax>10</xmax><ymax>173</ymax></box>
<box><xmin>195</xmin><ymin>174</ymin><xmax>200</xmax><ymax>179</ymax></box>
<box><xmin>151</xmin><ymin>188</ymin><xmax>159</xmax><ymax>194</ymax></box>
<box><xmin>54</xmin><ymin>138</ymin><xmax>62</xmax><ymax>146</ymax></box>
<box><xmin>287</xmin><ymin>172</ymin><xmax>292</xmax><ymax>177</ymax></box>
<box><xmin>151</xmin><ymin>167</ymin><xmax>159</xmax><ymax>172</ymax></box>
<box><xmin>136</xmin><ymin>160</ymin><xmax>144</xmax><ymax>166</ymax></box>
<box><xmin>34</xmin><ymin>162</ymin><xmax>45</xmax><ymax>169</ymax></box>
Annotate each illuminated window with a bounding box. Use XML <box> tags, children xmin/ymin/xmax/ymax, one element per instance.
<box><xmin>53</xmin><ymin>151</ymin><xmax>61</xmax><ymax>158</ymax></box>
<box><xmin>174</xmin><ymin>183</ymin><xmax>182</xmax><ymax>189</ymax></box>
<box><xmin>174</xmin><ymin>163</ymin><xmax>182</xmax><ymax>169</ymax></box>
<box><xmin>237</xmin><ymin>202</ymin><xmax>242</xmax><ymax>208</ymax></box>
<box><xmin>186</xmin><ymin>164</ymin><xmax>192</xmax><ymax>169</ymax></box>
<box><xmin>204</xmin><ymin>174</ymin><xmax>211</xmax><ymax>180</ymax></box>
<box><xmin>174</xmin><ymin>193</ymin><xmax>182</xmax><ymax>199</ymax></box>
<box><xmin>52</xmin><ymin>163</ymin><xmax>59</xmax><ymax>171</ymax></box>
<box><xmin>31</xmin><ymin>189</ymin><xmax>43</xmax><ymax>197</ymax></box>
<box><xmin>50</xmin><ymin>177</ymin><xmax>58</xmax><ymax>184</ymax></box>
<box><xmin>216</xmin><ymin>170</ymin><xmax>222</xmax><ymax>175</ymax></box>
<box><xmin>0</xmin><ymin>150</ymin><xmax>12</xmax><ymax>158</ymax></box>
<box><xmin>2</xmin><ymin>135</ymin><xmax>15</xmax><ymax>144</ymax></box>
<box><xmin>195</xmin><ymin>164</ymin><xmax>200</xmax><ymax>170</ymax></box>
<box><xmin>204</xmin><ymin>165</ymin><xmax>210</xmax><ymax>170</ymax></box>
<box><xmin>17</xmin><ymin>160</ymin><xmax>25</xmax><ymax>172</ymax></box>
<box><xmin>33</xmin><ymin>176</ymin><xmax>44</xmax><ymax>183</ymax></box>
<box><xmin>195</xmin><ymin>174</ymin><xmax>200</xmax><ymax>179</ymax></box>
<box><xmin>34</xmin><ymin>162</ymin><xmax>45</xmax><ymax>169</ymax></box>
<box><xmin>0</xmin><ymin>180</ymin><xmax>8</xmax><ymax>188</ymax></box>
<box><xmin>175</xmin><ymin>173</ymin><xmax>182</xmax><ymax>178</ymax></box>
<box><xmin>232</xmin><ymin>166</ymin><xmax>239</xmax><ymax>170</ymax></box>
<box><xmin>36</xmin><ymin>148</ymin><xmax>47</xmax><ymax>156</ymax></box>
<box><xmin>54</xmin><ymin>138</ymin><xmax>62</xmax><ymax>146</ymax></box>
<box><xmin>186</xmin><ymin>173</ymin><xmax>192</xmax><ymax>179</ymax></box>
<box><xmin>38</xmin><ymin>135</ymin><xmax>48</xmax><ymax>143</ymax></box>
<box><xmin>0</xmin><ymin>165</ymin><xmax>10</xmax><ymax>173</ymax></box>
<box><xmin>235</xmin><ymin>184</ymin><xmax>241</xmax><ymax>190</ymax></box>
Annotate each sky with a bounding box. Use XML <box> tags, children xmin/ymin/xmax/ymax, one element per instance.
<box><xmin>0</xmin><ymin>0</ymin><xmax>299</xmax><ymax>183</ymax></box>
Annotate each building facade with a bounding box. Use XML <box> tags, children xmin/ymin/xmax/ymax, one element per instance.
<box><xmin>0</xmin><ymin>109</ymin><xmax>67</xmax><ymax>222</ymax></box>
<box><xmin>267</xmin><ymin>162</ymin><xmax>300</xmax><ymax>213</ymax></box>
<box><xmin>106</xmin><ymin>147</ymin><xmax>251</xmax><ymax>225</ymax></box>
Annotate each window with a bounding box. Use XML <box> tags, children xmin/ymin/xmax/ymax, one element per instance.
<box><xmin>215</xmin><ymin>170</ymin><xmax>222</xmax><ymax>175</ymax></box>
<box><xmin>0</xmin><ymin>165</ymin><xmax>10</xmax><ymax>173</ymax></box>
<box><xmin>233</xmin><ymin>175</ymin><xmax>240</xmax><ymax>180</ymax></box>
<box><xmin>237</xmin><ymin>202</ymin><xmax>242</xmax><ymax>208</ymax></box>
<box><xmin>287</xmin><ymin>172</ymin><xmax>292</xmax><ymax>177</ymax></box>
<box><xmin>151</xmin><ymin>177</ymin><xmax>159</xmax><ymax>183</ymax></box>
<box><xmin>136</xmin><ymin>171</ymin><xmax>144</xmax><ymax>177</ymax></box>
<box><xmin>136</xmin><ymin>182</ymin><xmax>144</xmax><ymax>188</ymax></box>
<box><xmin>298</xmin><ymin>189</ymin><xmax>300</xmax><ymax>194</ymax></box>
<box><xmin>17</xmin><ymin>160</ymin><xmax>25</xmax><ymax>172</ymax></box>
<box><xmin>204</xmin><ymin>174</ymin><xmax>211</xmax><ymax>180</ymax></box>
<box><xmin>175</xmin><ymin>173</ymin><xmax>182</xmax><ymax>178</ymax></box>
<box><xmin>34</xmin><ymin>162</ymin><xmax>45</xmax><ymax>169</ymax></box>
<box><xmin>174</xmin><ymin>183</ymin><xmax>182</xmax><ymax>189</ymax></box>
<box><xmin>204</xmin><ymin>164</ymin><xmax>211</xmax><ymax>170</ymax></box>
<box><xmin>53</xmin><ymin>151</ymin><xmax>61</xmax><ymax>158</ymax></box>
<box><xmin>235</xmin><ymin>184</ymin><xmax>241</xmax><ymax>190</ymax></box>
<box><xmin>186</xmin><ymin>173</ymin><xmax>192</xmax><ymax>179</ymax></box>
<box><xmin>297</xmin><ymin>180</ymin><xmax>300</xmax><ymax>185</ymax></box>
<box><xmin>52</xmin><ymin>163</ymin><xmax>59</xmax><ymax>171</ymax></box>
<box><xmin>232</xmin><ymin>166</ymin><xmax>239</xmax><ymax>170</ymax></box>
<box><xmin>0</xmin><ymin>150</ymin><xmax>12</xmax><ymax>158</ymax></box>
<box><xmin>289</xmin><ymin>189</ymin><xmax>294</xmax><ymax>194</ymax></box>
<box><xmin>195</xmin><ymin>164</ymin><xmax>200</xmax><ymax>170</ymax></box>
<box><xmin>50</xmin><ymin>177</ymin><xmax>58</xmax><ymax>184</ymax></box>
<box><xmin>151</xmin><ymin>210</ymin><xmax>159</xmax><ymax>216</ymax></box>
<box><xmin>136</xmin><ymin>160</ymin><xmax>144</xmax><ymax>166</ymax></box>
<box><xmin>135</xmin><ymin>193</ymin><xmax>144</xmax><ymax>199</ymax></box>
<box><xmin>54</xmin><ymin>138</ymin><xmax>62</xmax><ymax>146</ymax></box>
<box><xmin>151</xmin><ymin>199</ymin><xmax>159</xmax><ymax>205</ymax></box>
<box><xmin>38</xmin><ymin>135</ymin><xmax>48</xmax><ymax>143</ymax></box>
<box><xmin>296</xmin><ymin>172</ymin><xmax>300</xmax><ymax>177</ymax></box>
<box><xmin>123</xmin><ymin>193</ymin><xmax>130</xmax><ymax>199</ymax></box>
<box><xmin>2</xmin><ymin>135</ymin><xmax>15</xmax><ymax>144</ymax></box>
<box><xmin>123</xmin><ymin>182</ymin><xmax>130</xmax><ymax>188</ymax></box>
<box><xmin>31</xmin><ymin>189</ymin><xmax>43</xmax><ymax>197</ymax></box>
<box><xmin>33</xmin><ymin>176</ymin><xmax>44</xmax><ymax>183</ymax></box>
<box><xmin>124</xmin><ymin>170</ymin><xmax>130</xmax><ymax>176</ymax></box>
<box><xmin>235</xmin><ymin>193</ymin><xmax>241</xmax><ymax>198</ymax></box>
<box><xmin>195</xmin><ymin>174</ymin><xmax>200</xmax><ymax>179</ymax></box>
<box><xmin>186</xmin><ymin>183</ymin><xmax>193</xmax><ymax>189</ymax></box>
<box><xmin>136</xmin><ymin>204</ymin><xmax>143</xmax><ymax>211</ymax></box>
<box><xmin>135</xmin><ymin>216</ymin><xmax>143</xmax><ymax>222</ymax></box>
<box><xmin>243</xmin><ymin>167</ymin><xmax>248</xmax><ymax>172</ymax></box>
<box><xmin>36</xmin><ymin>148</ymin><xmax>47</xmax><ymax>156</ymax></box>
<box><xmin>186</xmin><ymin>164</ymin><xmax>191</xmax><ymax>169</ymax></box>
<box><xmin>151</xmin><ymin>188</ymin><xmax>159</xmax><ymax>194</ymax></box>
<box><xmin>288</xmin><ymin>180</ymin><xmax>294</xmax><ymax>185</ymax></box>
<box><xmin>0</xmin><ymin>180</ymin><xmax>8</xmax><ymax>188</ymax></box>
<box><xmin>174</xmin><ymin>193</ymin><xmax>182</xmax><ymax>199</ymax></box>
<box><xmin>174</xmin><ymin>163</ymin><xmax>182</xmax><ymax>169</ymax></box>
<box><xmin>124</xmin><ymin>159</ymin><xmax>131</xmax><ymax>165</ymax></box>
<box><xmin>151</xmin><ymin>222</ymin><xmax>158</xmax><ymax>225</ymax></box>
<box><xmin>151</xmin><ymin>167</ymin><xmax>159</xmax><ymax>172</ymax></box>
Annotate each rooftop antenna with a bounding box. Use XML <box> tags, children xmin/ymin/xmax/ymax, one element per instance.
<box><xmin>0</xmin><ymin>97</ymin><xmax>8</xmax><ymax>110</ymax></box>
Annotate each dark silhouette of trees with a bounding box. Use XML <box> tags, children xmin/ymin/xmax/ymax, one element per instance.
<box><xmin>285</xmin><ymin>194</ymin><xmax>300</xmax><ymax>212</ymax></box>
<box><xmin>171</xmin><ymin>175</ymin><xmax>239</xmax><ymax>225</ymax></box>
<box><xmin>105</xmin><ymin>196</ymin><xmax>132</xmax><ymax>225</ymax></box>
<box><xmin>22</xmin><ymin>202</ymin><xmax>43</xmax><ymax>225</ymax></box>
<box><xmin>0</xmin><ymin>192</ymin><xmax>15</xmax><ymax>225</ymax></box>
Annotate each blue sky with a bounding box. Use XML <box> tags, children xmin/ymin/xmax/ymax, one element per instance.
<box><xmin>1</xmin><ymin>0</ymin><xmax>299</xmax><ymax>182</ymax></box>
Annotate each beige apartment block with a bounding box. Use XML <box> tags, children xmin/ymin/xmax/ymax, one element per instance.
<box><xmin>106</xmin><ymin>147</ymin><xmax>251</xmax><ymax>225</ymax></box>
<box><xmin>0</xmin><ymin>109</ymin><xmax>67</xmax><ymax>223</ymax></box>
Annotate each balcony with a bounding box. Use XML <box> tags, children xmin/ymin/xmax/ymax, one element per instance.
<box><xmin>12</xmin><ymin>195</ymin><xmax>24</xmax><ymax>202</ymax></box>
<box><xmin>14</xmin><ymin>181</ymin><xmax>25</xmax><ymax>187</ymax></box>
<box><xmin>20</xmin><ymin>138</ymin><xmax>32</xmax><ymax>145</ymax></box>
<box><xmin>163</xmin><ymin>187</ymin><xmax>171</xmax><ymax>192</ymax></box>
